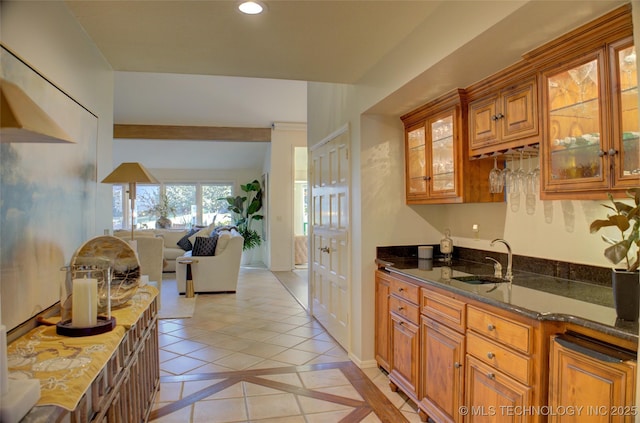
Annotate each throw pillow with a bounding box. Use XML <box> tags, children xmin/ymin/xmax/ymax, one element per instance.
<box><xmin>176</xmin><ymin>228</ymin><xmax>198</xmax><ymax>251</ymax></box>
<box><xmin>192</xmin><ymin>235</ymin><xmax>218</xmax><ymax>256</ymax></box>
<box><xmin>215</xmin><ymin>230</ymin><xmax>232</xmax><ymax>255</ymax></box>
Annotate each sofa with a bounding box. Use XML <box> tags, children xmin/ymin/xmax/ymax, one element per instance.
<box><xmin>113</xmin><ymin>228</ymin><xmax>191</xmax><ymax>272</ymax></box>
<box><xmin>176</xmin><ymin>227</ymin><xmax>244</xmax><ymax>294</ymax></box>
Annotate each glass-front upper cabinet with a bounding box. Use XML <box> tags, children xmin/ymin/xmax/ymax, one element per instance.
<box><xmin>526</xmin><ymin>4</ymin><xmax>636</xmax><ymax>199</ymax></box>
<box><xmin>406</xmin><ymin>125</ymin><xmax>427</xmax><ymax>197</ymax></box>
<box><xmin>404</xmin><ymin>109</ymin><xmax>458</xmax><ymax>203</ymax></box>
<box><xmin>543</xmin><ymin>53</ymin><xmax>607</xmax><ymax>192</ymax></box>
<box><xmin>611</xmin><ymin>39</ymin><xmax>639</xmax><ymax>188</ymax></box>
<box><xmin>429</xmin><ymin>113</ymin><xmax>455</xmax><ymax>195</ymax></box>
<box><xmin>540</xmin><ymin>38</ymin><xmax>638</xmax><ymax>198</ymax></box>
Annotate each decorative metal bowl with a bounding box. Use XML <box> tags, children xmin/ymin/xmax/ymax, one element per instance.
<box><xmin>70</xmin><ymin>235</ymin><xmax>140</xmax><ymax>309</ymax></box>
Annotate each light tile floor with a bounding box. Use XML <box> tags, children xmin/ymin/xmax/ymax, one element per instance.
<box><xmin>151</xmin><ymin>267</ymin><xmax>422</xmax><ymax>422</ymax></box>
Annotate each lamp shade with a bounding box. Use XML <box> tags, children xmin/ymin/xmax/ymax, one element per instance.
<box><xmin>1</xmin><ymin>79</ymin><xmax>74</xmax><ymax>144</ymax></box>
<box><xmin>101</xmin><ymin>162</ymin><xmax>159</xmax><ymax>184</ymax></box>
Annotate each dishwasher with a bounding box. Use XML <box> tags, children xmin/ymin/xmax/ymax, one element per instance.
<box><xmin>548</xmin><ymin>332</ymin><xmax>637</xmax><ymax>422</ymax></box>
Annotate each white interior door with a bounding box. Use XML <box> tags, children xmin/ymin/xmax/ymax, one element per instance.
<box><xmin>309</xmin><ymin>127</ymin><xmax>350</xmax><ymax>349</ymax></box>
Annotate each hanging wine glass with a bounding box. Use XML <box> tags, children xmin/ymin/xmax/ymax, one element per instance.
<box><xmin>489</xmin><ymin>155</ymin><xmax>503</xmax><ymax>194</ymax></box>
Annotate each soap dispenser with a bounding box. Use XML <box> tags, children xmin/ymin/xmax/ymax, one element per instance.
<box><xmin>440</xmin><ymin>228</ymin><xmax>453</xmax><ymax>262</ymax></box>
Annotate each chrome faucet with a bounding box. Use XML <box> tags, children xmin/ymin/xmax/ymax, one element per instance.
<box><xmin>490</xmin><ymin>239</ymin><xmax>513</xmax><ymax>282</ymax></box>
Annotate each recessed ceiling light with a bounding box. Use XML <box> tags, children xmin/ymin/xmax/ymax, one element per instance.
<box><xmin>238</xmin><ymin>1</ymin><xmax>265</xmax><ymax>15</ymax></box>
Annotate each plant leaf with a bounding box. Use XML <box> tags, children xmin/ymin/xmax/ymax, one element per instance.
<box><xmin>590</xmin><ymin>218</ymin><xmax>616</xmax><ymax>233</ymax></box>
<box><xmin>604</xmin><ymin>239</ymin><xmax>633</xmax><ymax>265</ymax></box>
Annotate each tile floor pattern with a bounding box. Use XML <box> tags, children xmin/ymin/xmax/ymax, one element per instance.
<box><xmin>150</xmin><ymin>267</ymin><xmax>423</xmax><ymax>422</ymax></box>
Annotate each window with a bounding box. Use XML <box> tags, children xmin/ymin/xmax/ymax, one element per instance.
<box><xmin>111</xmin><ymin>182</ymin><xmax>234</xmax><ymax>230</ymax></box>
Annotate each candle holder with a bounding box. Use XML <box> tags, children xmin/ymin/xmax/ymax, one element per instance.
<box><xmin>57</xmin><ymin>262</ymin><xmax>116</xmax><ymax>337</ymax></box>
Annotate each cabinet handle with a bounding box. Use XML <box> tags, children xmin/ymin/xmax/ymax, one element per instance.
<box><xmin>454</xmin><ymin>362</ymin><xmax>461</xmax><ymax>369</ymax></box>
<box><xmin>608</xmin><ymin>149</ymin><xmax>618</xmax><ymax>156</ymax></box>
<box><xmin>487</xmin><ymin>373</ymin><xmax>496</xmax><ymax>380</ymax></box>
<box><xmin>423</xmin><ymin>176</ymin><xmax>431</xmax><ymax>181</ymax></box>
<box><xmin>487</xmin><ymin>324</ymin><xmax>495</xmax><ymax>331</ymax></box>
<box><xmin>487</xmin><ymin>352</ymin><xmax>495</xmax><ymax>359</ymax></box>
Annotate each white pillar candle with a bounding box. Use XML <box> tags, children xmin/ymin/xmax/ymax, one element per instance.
<box><xmin>0</xmin><ymin>324</ymin><xmax>8</xmax><ymax>396</ymax></box>
<box><xmin>72</xmin><ymin>277</ymin><xmax>98</xmax><ymax>328</ymax></box>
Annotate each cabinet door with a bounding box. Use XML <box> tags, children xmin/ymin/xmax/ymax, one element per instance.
<box><xmin>542</xmin><ymin>51</ymin><xmax>609</xmax><ymax>195</ymax></box>
<box><xmin>428</xmin><ymin>111</ymin><xmax>458</xmax><ymax>199</ymax></box>
<box><xmin>548</xmin><ymin>336</ymin><xmax>636</xmax><ymax>423</ymax></box>
<box><xmin>501</xmin><ymin>78</ymin><xmax>538</xmax><ymax>142</ymax></box>
<box><xmin>469</xmin><ymin>95</ymin><xmax>499</xmax><ymax>151</ymax></box>
<box><xmin>406</xmin><ymin>124</ymin><xmax>428</xmax><ymax>200</ymax></box>
<box><xmin>390</xmin><ymin>312</ymin><xmax>420</xmax><ymax>399</ymax></box>
<box><xmin>465</xmin><ymin>355</ymin><xmax>533</xmax><ymax>423</ymax></box>
<box><xmin>375</xmin><ymin>272</ymin><xmax>391</xmax><ymax>371</ymax></box>
<box><xmin>610</xmin><ymin>38</ymin><xmax>639</xmax><ymax>189</ymax></box>
<box><xmin>420</xmin><ymin>316</ymin><xmax>465</xmax><ymax>423</ymax></box>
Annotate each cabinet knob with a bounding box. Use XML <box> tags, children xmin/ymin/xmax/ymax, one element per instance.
<box><xmin>598</xmin><ymin>150</ymin><xmax>607</xmax><ymax>157</ymax></box>
<box><xmin>487</xmin><ymin>324</ymin><xmax>496</xmax><ymax>331</ymax></box>
<box><xmin>487</xmin><ymin>373</ymin><xmax>496</xmax><ymax>380</ymax></box>
<box><xmin>491</xmin><ymin>114</ymin><xmax>499</xmax><ymax>121</ymax></box>
<box><xmin>487</xmin><ymin>352</ymin><xmax>495</xmax><ymax>359</ymax></box>
<box><xmin>454</xmin><ymin>362</ymin><xmax>461</xmax><ymax>369</ymax></box>
<box><xmin>608</xmin><ymin>149</ymin><xmax>618</xmax><ymax>156</ymax></box>
<box><xmin>423</xmin><ymin>176</ymin><xmax>432</xmax><ymax>181</ymax></box>
<box><xmin>399</xmin><ymin>321</ymin><xmax>404</xmax><ymax>326</ymax></box>
<box><xmin>496</xmin><ymin>113</ymin><xmax>504</xmax><ymax>120</ymax></box>
<box><xmin>398</xmin><ymin>306</ymin><xmax>404</xmax><ymax>311</ymax></box>
<box><xmin>398</xmin><ymin>287</ymin><xmax>404</xmax><ymax>292</ymax></box>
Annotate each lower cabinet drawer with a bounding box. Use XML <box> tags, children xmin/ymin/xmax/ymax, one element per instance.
<box><xmin>421</xmin><ymin>288</ymin><xmax>466</xmax><ymax>333</ymax></box>
<box><xmin>467</xmin><ymin>305</ymin><xmax>532</xmax><ymax>354</ymax></box>
<box><xmin>390</xmin><ymin>295</ymin><xmax>420</xmax><ymax>325</ymax></box>
<box><xmin>390</xmin><ymin>278</ymin><xmax>420</xmax><ymax>304</ymax></box>
<box><xmin>466</xmin><ymin>331</ymin><xmax>532</xmax><ymax>385</ymax></box>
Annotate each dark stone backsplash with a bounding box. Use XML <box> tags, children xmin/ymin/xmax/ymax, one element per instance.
<box><xmin>377</xmin><ymin>245</ymin><xmax>612</xmax><ymax>287</ymax></box>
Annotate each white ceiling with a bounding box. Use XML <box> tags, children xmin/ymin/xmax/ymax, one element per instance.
<box><xmin>64</xmin><ymin>0</ymin><xmax>444</xmax><ymax>84</ymax></box>
<box><xmin>65</xmin><ymin>0</ymin><xmax>629</xmax><ymax>150</ymax></box>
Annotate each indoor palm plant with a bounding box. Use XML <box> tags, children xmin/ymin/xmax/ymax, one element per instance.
<box><xmin>590</xmin><ymin>188</ymin><xmax>640</xmax><ymax>320</ymax></box>
<box><xmin>220</xmin><ymin>179</ymin><xmax>263</xmax><ymax>251</ymax></box>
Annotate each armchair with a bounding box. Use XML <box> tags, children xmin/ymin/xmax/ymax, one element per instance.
<box><xmin>176</xmin><ymin>230</ymin><xmax>244</xmax><ymax>294</ymax></box>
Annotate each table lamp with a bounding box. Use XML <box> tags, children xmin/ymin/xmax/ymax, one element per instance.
<box><xmin>101</xmin><ymin>162</ymin><xmax>159</xmax><ymax>240</ymax></box>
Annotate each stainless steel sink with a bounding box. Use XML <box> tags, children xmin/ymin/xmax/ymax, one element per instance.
<box><xmin>452</xmin><ymin>275</ymin><xmax>507</xmax><ymax>284</ymax></box>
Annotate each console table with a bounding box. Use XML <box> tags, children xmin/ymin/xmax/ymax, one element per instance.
<box><xmin>9</xmin><ymin>285</ymin><xmax>160</xmax><ymax>422</ymax></box>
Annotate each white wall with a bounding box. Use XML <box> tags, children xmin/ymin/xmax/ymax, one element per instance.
<box><xmin>307</xmin><ymin>1</ymin><xmax>636</xmax><ymax>366</ymax></box>
<box><xmin>1</xmin><ymin>1</ymin><xmax>115</xmax><ymax>235</ymax></box>
<box><xmin>1</xmin><ymin>1</ymin><xmax>114</xmax><ymax>329</ymax></box>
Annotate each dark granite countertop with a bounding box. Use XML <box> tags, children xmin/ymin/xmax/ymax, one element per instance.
<box><xmin>377</xmin><ymin>255</ymin><xmax>639</xmax><ymax>344</ymax></box>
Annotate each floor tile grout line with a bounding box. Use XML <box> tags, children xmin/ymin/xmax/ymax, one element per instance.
<box><xmin>150</xmin><ymin>377</ymin><xmax>239</xmax><ymax>419</ymax></box>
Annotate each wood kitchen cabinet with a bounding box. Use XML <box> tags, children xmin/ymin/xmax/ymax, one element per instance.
<box><xmin>465</xmin><ymin>355</ymin><xmax>533</xmax><ymax>423</ymax></box>
<box><xmin>548</xmin><ymin>333</ymin><xmax>637</xmax><ymax>423</ymax></box>
<box><xmin>401</xmin><ymin>89</ymin><xmax>498</xmax><ymax>204</ymax></box>
<box><xmin>388</xmin><ymin>276</ymin><xmax>421</xmax><ymax>400</ymax></box>
<box><xmin>467</xmin><ymin>62</ymin><xmax>540</xmax><ymax>157</ymax></box>
<box><xmin>375</xmin><ymin>270</ymin><xmax>392</xmax><ymax>372</ymax></box>
<box><xmin>523</xmin><ymin>5</ymin><xmax>637</xmax><ymax>199</ymax></box>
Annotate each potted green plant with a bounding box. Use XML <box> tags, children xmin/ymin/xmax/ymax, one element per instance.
<box><xmin>590</xmin><ymin>188</ymin><xmax>640</xmax><ymax>320</ymax></box>
<box><xmin>220</xmin><ymin>179</ymin><xmax>263</xmax><ymax>251</ymax></box>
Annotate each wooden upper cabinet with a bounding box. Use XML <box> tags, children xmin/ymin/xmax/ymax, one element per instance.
<box><xmin>468</xmin><ymin>61</ymin><xmax>540</xmax><ymax>157</ymax></box>
<box><xmin>401</xmin><ymin>89</ymin><xmax>500</xmax><ymax>204</ymax></box>
<box><xmin>523</xmin><ymin>4</ymin><xmax>636</xmax><ymax>199</ymax></box>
